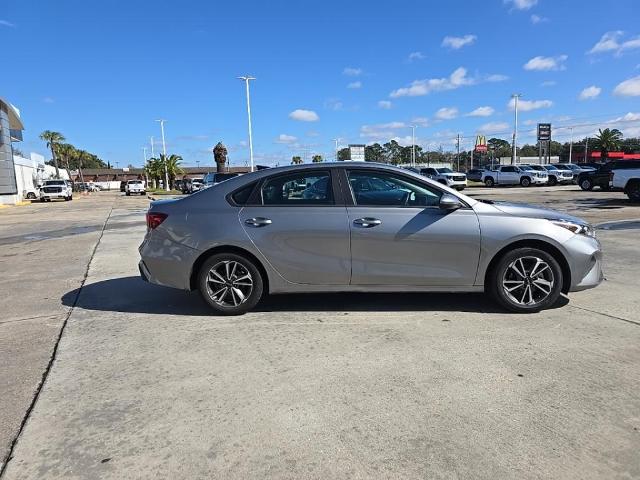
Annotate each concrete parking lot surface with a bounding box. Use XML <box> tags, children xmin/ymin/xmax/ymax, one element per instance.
<box><xmin>1</xmin><ymin>186</ymin><xmax>639</xmax><ymax>479</ymax></box>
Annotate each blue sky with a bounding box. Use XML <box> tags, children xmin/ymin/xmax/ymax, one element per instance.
<box><xmin>2</xmin><ymin>0</ymin><xmax>640</xmax><ymax>167</ymax></box>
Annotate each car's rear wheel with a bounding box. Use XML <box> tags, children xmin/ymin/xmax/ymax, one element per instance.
<box><xmin>197</xmin><ymin>253</ymin><xmax>264</xmax><ymax>315</ymax></box>
<box><xmin>580</xmin><ymin>178</ymin><xmax>593</xmax><ymax>191</ymax></box>
<box><xmin>489</xmin><ymin>247</ymin><xmax>563</xmax><ymax>313</ymax></box>
<box><xmin>484</xmin><ymin>177</ymin><xmax>495</xmax><ymax>187</ymax></box>
<box><xmin>627</xmin><ymin>180</ymin><xmax>640</xmax><ymax>202</ymax></box>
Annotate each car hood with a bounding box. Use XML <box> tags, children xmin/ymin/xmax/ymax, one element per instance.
<box><xmin>486</xmin><ymin>201</ymin><xmax>588</xmax><ymax>225</ymax></box>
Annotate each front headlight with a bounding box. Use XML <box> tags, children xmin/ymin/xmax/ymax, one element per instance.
<box><xmin>551</xmin><ymin>220</ymin><xmax>595</xmax><ymax>237</ymax></box>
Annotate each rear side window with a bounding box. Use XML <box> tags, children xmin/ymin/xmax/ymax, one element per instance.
<box><xmin>261</xmin><ymin>171</ymin><xmax>333</xmax><ymax>205</ymax></box>
<box><xmin>502</xmin><ymin>166</ymin><xmax>516</xmax><ymax>172</ymax></box>
<box><xmin>230</xmin><ymin>182</ymin><xmax>257</xmax><ymax>205</ymax></box>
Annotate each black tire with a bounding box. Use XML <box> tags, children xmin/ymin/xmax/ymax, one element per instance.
<box><xmin>489</xmin><ymin>247</ymin><xmax>563</xmax><ymax>313</ymax></box>
<box><xmin>126</xmin><ymin>192</ymin><xmax>130</xmax><ymax>196</ymax></box>
<box><xmin>484</xmin><ymin>177</ymin><xmax>495</xmax><ymax>187</ymax></box>
<box><xmin>26</xmin><ymin>192</ymin><xmax>36</xmax><ymax>200</ymax></box>
<box><xmin>520</xmin><ymin>177</ymin><xmax>531</xmax><ymax>187</ymax></box>
<box><xmin>580</xmin><ymin>178</ymin><xmax>593</xmax><ymax>191</ymax></box>
<box><xmin>64</xmin><ymin>196</ymin><xmax>70</xmax><ymax>201</ymax></box>
<box><xmin>627</xmin><ymin>180</ymin><xmax>640</xmax><ymax>202</ymax></box>
<box><xmin>197</xmin><ymin>253</ymin><xmax>264</xmax><ymax>315</ymax></box>
<box><xmin>548</xmin><ymin>176</ymin><xmax>557</xmax><ymax>186</ymax></box>
<box><xmin>40</xmin><ymin>197</ymin><xmax>45</xmax><ymax>203</ymax></box>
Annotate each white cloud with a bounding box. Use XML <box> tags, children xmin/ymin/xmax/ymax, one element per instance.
<box><xmin>530</xmin><ymin>14</ymin><xmax>548</xmax><ymax>24</ymax></box>
<box><xmin>0</xmin><ymin>20</ymin><xmax>15</xmax><ymax>28</ymax></box>
<box><xmin>347</xmin><ymin>81</ymin><xmax>362</xmax><ymax>89</ymax></box>
<box><xmin>507</xmin><ymin>98</ymin><xmax>553</xmax><ymax>111</ymax></box>
<box><xmin>390</xmin><ymin>67</ymin><xmax>474</xmax><ymax>98</ymax></box>
<box><xmin>466</xmin><ymin>106</ymin><xmax>494</xmax><ymax>117</ymax></box>
<box><xmin>343</xmin><ymin>67</ymin><xmax>362</xmax><ymax>76</ymax></box>
<box><xmin>377</xmin><ymin>100</ymin><xmax>392</xmax><ymax>109</ymax></box>
<box><xmin>587</xmin><ymin>31</ymin><xmax>640</xmax><ymax>56</ymax></box>
<box><xmin>360</xmin><ymin>122</ymin><xmax>409</xmax><ymax>141</ymax></box>
<box><xmin>478</xmin><ymin>122</ymin><xmax>510</xmax><ymax>133</ymax></box>
<box><xmin>504</xmin><ymin>0</ymin><xmax>538</xmax><ymax>10</ymax></box>
<box><xmin>579</xmin><ymin>85</ymin><xmax>601</xmax><ymax>100</ymax></box>
<box><xmin>435</xmin><ymin>107</ymin><xmax>458</xmax><ymax>120</ymax></box>
<box><xmin>442</xmin><ymin>34</ymin><xmax>477</xmax><ymax>50</ymax></box>
<box><xmin>523</xmin><ymin>55</ymin><xmax>567</xmax><ymax>71</ymax></box>
<box><xmin>487</xmin><ymin>74</ymin><xmax>509</xmax><ymax>82</ymax></box>
<box><xmin>412</xmin><ymin>117</ymin><xmax>429</xmax><ymax>127</ymax></box>
<box><xmin>540</xmin><ymin>80</ymin><xmax>557</xmax><ymax>87</ymax></box>
<box><xmin>408</xmin><ymin>51</ymin><xmax>426</xmax><ymax>62</ymax></box>
<box><xmin>289</xmin><ymin>109</ymin><xmax>319</xmax><ymax>122</ymax></box>
<box><xmin>613</xmin><ymin>76</ymin><xmax>640</xmax><ymax>96</ymax></box>
<box><xmin>275</xmin><ymin>134</ymin><xmax>297</xmax><ymax>144</ymax></box>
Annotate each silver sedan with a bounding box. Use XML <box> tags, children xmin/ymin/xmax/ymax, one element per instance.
<box><xmin>139</xmin><ymin>162</ymin><xmax>603</xmax><ymax>315</ymax></box>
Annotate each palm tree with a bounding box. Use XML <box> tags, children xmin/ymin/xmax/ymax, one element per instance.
<box><xmin>594</xmin><ymin>128</ymin><xmax>623</xmax><ymax>159</ymax></box>
<box><xmin>291</xmin><ymin>156</ymin><xmax>303</xmax><ymax>165</ymax></box>
<box><xmin>145</xmin><ymin>157</ymin><xmax>165</xmax><ymax>189</ymax></box>
<box><xmin>164</xmin><ymin>154</ymin><xmax>184</xmax><ymax>187</ymax></box>
<box><xmin>57</xmin><ymin>143</ymin><xmax>75</xmax><ymax>171</ymax></box>
<box><xmin>213</xmin><ymin>142</ymin><xmax>228</xmax><ymax>172</ymax></box>
<box><xmin>39</xmin><ymin>130</ymin><xmax>65</xmax><ymax>178</ymax></box>
<box><xmin>312</xmin><ymin>154</ymin><xmax>323</xmax><ymax>163</ymax></box>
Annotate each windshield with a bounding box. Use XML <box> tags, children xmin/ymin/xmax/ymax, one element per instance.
<box><xmin>45</xmin><ymin>180</ymin><xmax>65</xmax><ymax>185</ymax></box>
<box><xmin>437</xmin><ymin>168</ymin><xmax>453</xmax><ymax>174</ymax></box>
<box><xmin>544</xmin><ymin>165</ymin><xmax>558</xmax><ymax>170</ymax></box>
<box><xmin>128</xmin><ymin>180</ymin><xmax>142</xmax><ymax>184</ymax></box>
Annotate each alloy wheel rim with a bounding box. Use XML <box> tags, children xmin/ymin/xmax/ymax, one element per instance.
<box><xmin>502</xmin><ymin>256</ymin><xmax>555</xmax><ymax>306</ymax></box>
<box><xmin>205</xmin><ymin>261</ymin><xmax>254</xmax><ymax>307</ymax></box>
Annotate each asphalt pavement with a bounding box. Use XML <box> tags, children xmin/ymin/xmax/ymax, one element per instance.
<box><xmin>1</xmin><ymin>186</ymin><xmax>639</xmax><ymax>479</ymax></box>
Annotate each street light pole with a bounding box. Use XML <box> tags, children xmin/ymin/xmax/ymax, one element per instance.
<box><xmin>411</xmin><ymin>125</ymin><xmax>417</xmax><ymax>166</ymax></box>
<box><xmin>569</xmin><ymin>127</ymin><xmax>574</xmax><ymax>164</ymax></box>
<box><xmin>142</xmin><ymin>147</ymin><xmax>149</xmax><ymax>187</ymax></box>
<box><xmin>150</xmin><ymin>137</ymin><xmax>155</xmax><ymax>158</ymax></box>
<box><xmin>511</xmin><ymin>93</ymin><xmax>522</xmax><ymax>165</ymax></box>
<box><xmin>156</xmin><ymin>120</ymin><xmax>169</xmax><ymax>191</ymax></box>
<box><xmin>333</xmin><ymin>138</ymin><xmax>340</xmax><ymax>161</ymax></box>
<box><xmin>238</xmin><ymin>76</ymin><xmax>256</xmax><ymax>172</ymax></box>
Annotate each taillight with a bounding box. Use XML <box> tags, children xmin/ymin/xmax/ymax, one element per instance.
<box><xmin>146</xmin><ymin>212</ymin><xmax>168</xmax><ymax>230</ymax></box>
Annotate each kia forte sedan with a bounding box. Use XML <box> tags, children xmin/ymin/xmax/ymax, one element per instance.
<box><xmin>139</xmin><ymin>163</ymin><xmax>603</xmax><ymax>315</ymax></box>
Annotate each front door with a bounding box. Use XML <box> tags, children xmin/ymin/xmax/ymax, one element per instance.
<box><xmin>240</xmin><ymin>169</ymin><xmax>350</xmax><ymax>285</ymax></box>
<box><xmin>345</xmin><ymin>169</ymin><xmax>481</xmax><ymax>286</ymax></box>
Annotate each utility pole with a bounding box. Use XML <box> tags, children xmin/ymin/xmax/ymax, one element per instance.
<box><xmin>333</xmin><ymin>138</ymin><xmax>340</xmax><ymax>161</ymax></box>
<box><xmin>238</xmin><ymin>76</ymin><xmax>256</xmax><ymax>172</ymax></box>
<box><xmin>156</xmin><ymin>119</ymin><xmax>169</xmax><ymax>191</ymax></box>
<box><xmin>511</xmin><ymin>93</ymin><xmax>522</xmax><ymax>165</ymax></box>
<box><xmin>150</xmin><ymin>137</ymin><xmax>155</xmax><ymax>158</ymax></box>
<box><xmin>584</xmin><ymin>137</ymin><xmax>589</xmax><ymax>163</ymax></box>
<box><xmin>142</xmin><ymin>147</ymin><xmax>149</xmax><ymax>187</ymax></box>
<box><xmin>568</xmin><ymin>127</ymin><xmax>574</xmax><ymax>164</ymax></box>
<box><xmin>411</xmin><ymin>125</ymin><xmax>417</xmax><ymax>166</ymax></box>
<box><xmin>456</xmin><ymin>134</ymin><xmax>461</xmax><ymax>171</ymax></box>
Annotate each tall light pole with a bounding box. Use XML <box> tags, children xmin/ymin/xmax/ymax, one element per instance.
<box><xmin>150</xmin><ymin>136</ymin><xmax>155</xmax><ymax>158</ymax></box>
<box><xmin>333</xmin><ymin>138</ymin><xmax>341</xmax><ymax>161</ymax></box>
<box><xmin>238</xmin><ymin>76</ymin><xmax>256</xmax><ymax>172</ymax></box>
<box><xmin>411</xmin><ymin>125</ymin><xmax>417</xmax><ymax>166</ymax></box>
<box><xmin>156</xmin><ymin>119</ymin><xmax>169</xmax><ymax>191</ymax></box>
<box><xmin>568</xmin><ymin>127</ymin><xmax>574</xmax><ymax>164</ymax></box>
<box><xmin>511</xmin><ymin>93</ymin><xmax>522</xmax><ymax>165</ymax></box>
<box><xmin>142</xmin><ymin>147</ymin><xmax>149</xmax><ymax>187</ymax></box>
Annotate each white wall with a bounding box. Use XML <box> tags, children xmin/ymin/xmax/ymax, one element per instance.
<box><xmin>0</xmin><ymin>153</ymin><xmax>69</xmax><ymax>204</ymax></box>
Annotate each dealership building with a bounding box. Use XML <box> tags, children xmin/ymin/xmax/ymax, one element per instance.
<box><xmin>0</xmin><ymin>97</ymin><xmax>24</xmax><ymax>205</ymax></box>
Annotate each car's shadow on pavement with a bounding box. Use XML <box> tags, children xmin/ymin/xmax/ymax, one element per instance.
<box><xmin>62</xmin><ymin>276</ymin><xmax>569</xmax><ymax>315</ymax></box>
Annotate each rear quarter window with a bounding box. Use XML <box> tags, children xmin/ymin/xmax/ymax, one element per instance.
<box><xmin>229</xmin><ymin>182</ymin><xmax>258</xmax><ymax>206</ymax></box>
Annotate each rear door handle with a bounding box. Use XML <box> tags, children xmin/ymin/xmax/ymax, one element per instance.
<box><xmin>244</xmin><ymin>217</ymin><xmax>272</xmax><ymax>227</ymax></box>
<box><xmin>353</xmin><ymin>217</ymin><xmax>382</xmax><ymax>228</ymax></box>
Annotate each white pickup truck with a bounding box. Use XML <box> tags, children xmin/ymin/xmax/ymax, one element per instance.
<box><xmin>481</xmin><ymin>165</ymin><xmax>548</xmax><ymax>187</ymax></box>
<box><xmin>39</xmin><ymin>179</ymin><xmax>73</xmax><ymax>202</ymax></box>
<box><xmin>419</xmin><ymin>167</ymin><xmax>467</xmax><ymax>191</ymax></box>
<box><xmin>125</xmin><ymin>180</ymin><xmax>146</xmax><ymax>196</ymax></box>
<box><xmin>612</xmin><ymin>168</ymin><xmax>640</xmax><ymax>201</ymax></box>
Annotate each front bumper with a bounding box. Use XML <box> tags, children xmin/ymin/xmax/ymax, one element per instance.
<box><xmin>445</xmin><ymin>179</ymin><xmax>467</xmax><ymax>189</ymax></box>
<box><xmin>565</xmin><ymin>234</ymin><xmax>604</xmax><ymax>292</ymax></box>
<box><xmin>531</xmin><ymin>176</ymin><xmax>548</xmax><ymax>184</ymax></box>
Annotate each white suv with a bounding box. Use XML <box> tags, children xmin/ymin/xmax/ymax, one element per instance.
<box><xmin>612</xmin><ymin>168</ymin><xmax>640</xmax><ymax>201</ymax></box>
<box><xmin>419</xmin><ymin>167</ymin><xmax>467</xmax><ymax>191</ymax></box>
<box><xmin>125</xmin><ymin>180</ymin><xmax>146</xmax><ymax>196</ymax></box>
<box><xmin>40</xmin><ymin>179</ymin><xmax>73</xmax><ymax>202</ymax></box>
<box><xmin>482</xmin><ymin>165</ymin><xmax>548</xmax><ymax>187</ymax></box>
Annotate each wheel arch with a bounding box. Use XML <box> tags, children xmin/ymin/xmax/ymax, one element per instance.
<box><xmin>189</xmin><ymin>245</ymin><xmax>270</xmax><ymax>293</ymax></box>
<box><xmin>484</xmin><ymin>239</ymin><xmax>571</xmax><ymax>294</ymax></box>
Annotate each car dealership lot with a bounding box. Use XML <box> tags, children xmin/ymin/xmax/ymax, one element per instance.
<box><xmin>1</xmin><ymin>188</ymin><xmax>639</xmax><ymax>479</ymax></box>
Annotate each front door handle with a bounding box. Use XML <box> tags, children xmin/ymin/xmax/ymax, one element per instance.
<box><xmin>244</xmin><ymin>217</ymin><xmax>272</xmax><ymax>227</ymax></box>
<box><xmin>353</xmin><ymin>217</ymin><xmax>382</xmax><ymax>228</ymax></box>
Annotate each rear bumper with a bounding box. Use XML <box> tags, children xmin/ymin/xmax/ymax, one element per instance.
<box><xmin>138</xmin><ymin>231</ymin><xmax>200</xmax><ymax>290</ymax></box>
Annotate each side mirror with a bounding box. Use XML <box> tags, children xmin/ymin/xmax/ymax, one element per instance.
<box><xmin>439</xmin><ymin>193</ymin><xmax>463</xmax><ymax>211</ymax></box>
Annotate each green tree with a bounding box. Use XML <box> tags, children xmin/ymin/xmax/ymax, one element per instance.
<box><xmin>487</xmin><ymin>138</ymin><xmax>511</xmax><ymax>159</ymax></box>
<box><xmin>291</xmin><ymin>156</ymin><xmax>303</xmax><ymax>164</ymax></box>
<box><xmin>39</xmin><ymin>130</ymin><xmax>65</xmax><ymax>178</ymax></box>
<box><xmin>365</xmin><ymin>143</ymin><xmax>385</xmax><ymax>163</ymax></box>
<box><xmin>594</xmin><ymin>128</ymin><xmax>623</xmax><ymax>158</ymax></box>
<box><xmin>337</xmin><ymin>148</ymin><xmax>350</xmax><ymax>160</ymax></box>
<box><xmin>382</xmin><ymin>140</ymin><xmax>403</xmax><ymax>164</ymax></box>
<box><xmin>311</xmin><ymin>154</ymin><xmax>323</xmax><ymax>163</ymax></box>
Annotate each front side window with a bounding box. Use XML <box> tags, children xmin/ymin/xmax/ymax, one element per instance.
<box><xmin>502</xmin><ymin>166</ymin><xmax>516</xmax><ymax>173</ymax></box>
<box><xmin>348</xmin><ymin>170</ymin><xmax>442</xmax><ymax>207</ymax></box>
<box><xmin>437</xmin><ymin>168</ymin><xmax>453</xmax><ymax>174</ymax></box>
<box><xmin>261</xmin><ymin>171</ymin><xmax>333</xmax><ymax>205</ymax></box>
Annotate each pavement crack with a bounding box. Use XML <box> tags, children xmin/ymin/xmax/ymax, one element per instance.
<box><xmin>569</xmin><ymin>304</ymin><xmax>640</xmax><ymax>327</ymax></box>
<box><xmin>0</xmin><ymin>199</ymin><xmax>116</xmax><ymax>477</ymax></box>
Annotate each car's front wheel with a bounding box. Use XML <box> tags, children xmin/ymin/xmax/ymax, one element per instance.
<box><xmin>520</xmin><ymin>177</ymin><xmax>531</xmax><ymax>187</ymax></box>
<box><xmin>197</xmin><ymin>253</ymin><xmax>264</xmax><ymax>315</ymax></box>
<box><xmin>489</xmin><ymin>247</ymin><xmax>563</xmax><ymax>313</ymax></box>
<box><xmin>484</xmin><ymin>177</ymin><xmax>495</xmax><ymax>187</ymax></box>
<box><xmin>580</xmin><ymin>178</ymin><xmax>593</xmax><ymax>191</ymax></box>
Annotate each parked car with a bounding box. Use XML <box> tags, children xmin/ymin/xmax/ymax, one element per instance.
<box><xmin>612</xmin><ymin>167</ymin><xmax>640</xmax><ymax>201</ymax></box>
<box><xmin>22</xmin><ymin>186</ymin><xmax>39</xmax><ymax>200</ymax></box>
<box><xmin>202</xmin><ymin>172</ymin><xmax>241</xmax><ymax>188</ymax></box>
<box><xmin>419</xmin><ymin>167</ymin><xmax>467</xmax><ymax>191</ymax></box>
<box><xmin>577</xmin><ymin>160</ymin><xmax>640</xmax><ymax>191</ymax></box>
<box><xmin>40</xmin><ymin>179</ymin><xmax>73</xmax><ymax>202</ymax></box>
<box><xmin>190</xmin><ymin>178</ymin><xmax>204</xmax><ymax>193</ymax></box>
<box><xmin>466</xmin><ymin>168</ymin><xmax>485</xmax><ymax>182</ymax></box>
<box><xmin>553</xmin><ymin>163</ymin><xmax>595</xmax><ymax>183</ymax></box>
<box><xmin>125</xmin><ymin>179</ymin><xmax>146</xmax><ymax>196</ymax></box>
<box><xmin>521</xmin><ymin>164</ymin><xmax>572</xmax><ymax>185</ymax></box>
<box><xmin>481</xmin><ymin>165</ymin><xmax>547</xmax><ymax>187</ymax></box>
<box><xmin>139</xmin><ymin>162</ymin><xmax>603</xmax><ymax>315</ymax></box>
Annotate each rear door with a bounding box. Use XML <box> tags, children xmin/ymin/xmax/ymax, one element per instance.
<box><xmin>499</xmin><ymin>166</ymin><xmax>518</xmax><ymax>184</ymax></box>
<box><xmin>344</xmin><ymin>168</ymin><xmax>481</xmax><ymax>286</ymax></box>
<box><xmin>239</xmin><ymin>169</ymin><xmax>350</xmax><ymax>285</ymax></box>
